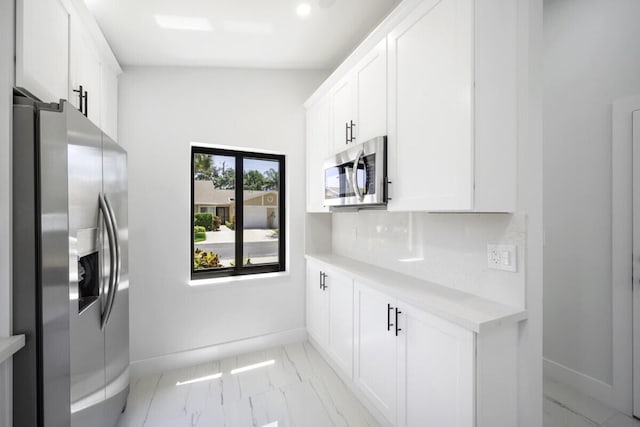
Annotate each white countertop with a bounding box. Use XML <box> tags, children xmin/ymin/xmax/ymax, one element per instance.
<box><xmin>0</xmin><ymin>335</ymin><xmax>25</xmax><ymax>364</ymax></box>
<box><xmin>306</xmin><ymin>254</ymin><xmax>527</xmax><ymax>333</ymax></box>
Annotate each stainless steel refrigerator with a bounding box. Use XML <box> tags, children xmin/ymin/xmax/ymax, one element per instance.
<box><xmin>12</xmin><ymin>89</ymin><xmax>129</xmax><ymax>427</ymax></box>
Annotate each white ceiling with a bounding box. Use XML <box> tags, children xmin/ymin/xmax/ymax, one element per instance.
<box><xmin>84</xmin><ymin>0</ymin><xmax>401</xmax><ymax>69</ymax></box>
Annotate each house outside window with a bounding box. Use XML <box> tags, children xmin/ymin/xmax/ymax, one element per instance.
<box><xmin>191</xmin><ymin>146</ymin><xmax>285</xmax><ymax>279</ymax></box>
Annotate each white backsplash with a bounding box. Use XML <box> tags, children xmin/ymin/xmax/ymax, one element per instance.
<box><xmin>331</xmin><ymin>211</ymin><xmax>526</xmax><ymax>308</ymax></box>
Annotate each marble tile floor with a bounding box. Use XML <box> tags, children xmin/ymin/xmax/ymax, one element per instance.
<box><xmin>544</xmin><ymin>378</ymin><xmax>640</xmax><ymax>427</ymax></box>
<box><xmin>117</xmin><ymin>341</ymin><xmax>381</xmax><ymax>427</ymax></box>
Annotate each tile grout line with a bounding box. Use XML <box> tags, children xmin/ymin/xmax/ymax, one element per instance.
<box><xmin>544</xmin><ymin>395</ymin><xmax>601</xmax><ymax>426</ymax></box>
<box><xmin>141</xmin><ymin>373</ymin><xmax>164</xmax><ymax>427</ymax></box>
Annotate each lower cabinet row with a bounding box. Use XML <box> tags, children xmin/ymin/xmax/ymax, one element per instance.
<box><xmin>307</xmin><ymin>259</ymin><xmax>473</xmax><ymax>426</ymax></box>
<box><xmin>306</xmin><ymin>258</ymin><xmax>518</xmax><ymax>427</ymax></box>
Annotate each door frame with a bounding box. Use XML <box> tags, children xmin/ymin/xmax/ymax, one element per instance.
<box><xmin>611</xmin><ymin>94</ymin><xmax>640</xmax><ymax>415</ymax></box>
<box><xmin>633</xmin><ymin>107</ymin><xmax>640</xmax><ymax>418</ymax></box>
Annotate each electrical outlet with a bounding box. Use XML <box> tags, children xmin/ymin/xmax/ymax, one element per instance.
<box><xmin>487</xmin><ymin>244</ymin><xmax>517</xmax><ymax>272</ymax></box>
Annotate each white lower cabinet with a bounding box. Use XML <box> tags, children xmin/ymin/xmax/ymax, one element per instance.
<box><xmin>354</xmin><ymin>283</ymin><xmax>398</xmax><ymax>423</ymax></box>
<box><xmin>326</xmin><ymin>268</ymin><xmax>354</xmax><ymax>377</ymax></box>
<box><xmin>306</xmin><ymin>259</ymin><xmax>354</xmax><ymax>378</ymax></box>
<box><xmin>307</xmin><ymin>258</ymin><xmax>519</xmax><ymax>427</ymax></box>
<box><xmin>397</xmin><ymin>303</ymin><xmax>474</xmax><ymax>427</ymax></box>
<box><xmin>307</xmin><ymin>261</ymin><xmax>329</xmax><ymax>346</ymax></box>
<box><xmin>354</xmin><ymin>281</ymin><xmax>473</xmax><ymax>426</ymax></box>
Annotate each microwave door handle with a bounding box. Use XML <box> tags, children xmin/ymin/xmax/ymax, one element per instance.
<box><xmin>352</xmin><ymin>148</ymin><xmax>365</xmax><ymax>201</ymax></box>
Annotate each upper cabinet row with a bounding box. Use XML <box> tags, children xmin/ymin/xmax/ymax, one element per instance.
<box><xmin>306</xmin><ymin>0</ymin><xmax>518</xmax><ymax>213</ymax></box>
<box><xmin>15</xmin><ymin>0</ymin><xmax>121</xmax><ymax>140</ymax></box>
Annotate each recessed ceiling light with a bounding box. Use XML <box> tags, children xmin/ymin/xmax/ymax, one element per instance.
<box><xmin>154</xmin><ymin>14</ymin><xmax>213</xmax><ymax>32</ymax></box>
<box><xmin>296</xmin><ymin>3</ymin><xmax>312</xmax><ymax>17</ymax></box>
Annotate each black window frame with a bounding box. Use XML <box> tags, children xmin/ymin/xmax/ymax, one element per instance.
<box><xmin>191</xmin><ymin>146</ymin><xmax>286</xmax><ymax>279</ymax></box>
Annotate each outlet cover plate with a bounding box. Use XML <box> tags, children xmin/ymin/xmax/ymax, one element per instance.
<box><xmin>487</xmin><ymin>244</ymin><xmax>517</xmax><ymax>272</ymax></box>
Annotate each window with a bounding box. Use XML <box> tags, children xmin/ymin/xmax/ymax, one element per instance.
<box><xmin>191</xmin><ymin>146</ymin><xmax>285</xmax><ymax>279</ymax></box>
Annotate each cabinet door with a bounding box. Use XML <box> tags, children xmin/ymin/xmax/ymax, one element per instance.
<box><xmin>330</xmin><ymin>77</ymin><xmax>355</xmax><ymax>153</ymax></box>
<box><xmin>306</xmin><ymin>260</ymin><xmax>329</xmax><ymax>346</ymax></box>
<box><xmin>388</xmin><ymin>0</ymin><xmax>474</xmax><ymax>211</ymax></box>
<box><xmin>354</xmin><ymin>39</ymin><xmax>387</xmax><ymax>144</ymax></box>
<box><xmin>16</xmin><ymin>0</ymin><xmax>69</xmax><ymax>102</ymax></box>
<box><xmin>306</xmin><ymin>97</ymin><xmax>330</xmax><ymax>212</ymax></box>
<box><xmin>397</xmin><ymin>303</ymin><xmax>474</xmax><ymax>427</ymax></box>
<box><xmin>326</xmin><ymin>268</ymin><xmax>354</xmax><ymax>378</ymax></box>
<box><xmin>69</xmin><ymin>18</ymin><xmax>102</xmax><ymax>127</ymax></box>
<box><xmin>354</xmin><ymin>281</ymin><xmax>397</xmax><ymax>424</ymax></box>
<box><xmin>100</xmin><ymin>65</ymin><xmax>119</xmax><ymax>141</ymax></box>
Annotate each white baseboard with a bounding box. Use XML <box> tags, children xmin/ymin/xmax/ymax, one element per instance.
<box><xmin>543</xmin><ymin>357</ymin><xmax>626</xmax><ymax>413</ymax></box>
<box><xmin>130</xmin><ymin>328</ymin><xmax>308</xmax><ymax>380</ymax></box>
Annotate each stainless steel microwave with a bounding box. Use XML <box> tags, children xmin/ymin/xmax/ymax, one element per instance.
<box><xmin>323</xmin><ymin>136</ymin><xmax>388</xmax><ymax>208</ymax></box>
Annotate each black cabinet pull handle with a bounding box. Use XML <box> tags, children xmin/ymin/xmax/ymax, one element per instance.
<box><xmin>84</xmin><ymin>89</ymin><xmax>88</xmax><ymax>117</ymax></box>
<box><xmin>73</xmin><ymin>85</ymin><xmax>84</xmax><ymax>114</ymax></box>
<box><xmin>387</xmin><ymin>303</ymin><xmax>393</xmax><ymax>331</ymax></box>
<box><xmin>319</xmin><ymin>272</ymin><xmax>327</xmax><ymax>291</ymax></box>
<box><xmin>350</xmin><ymin>120</ymin><xmax>356</xmax><ymax>142</ymax></box>
<box><xmin>345</xmin><ymin>122</ymin><xmax>350</xmax><ymax>144</ymax></box>
<box><xmin>395</xmin><ymin>308</ymin><xmax>402</xmax><ymax>336</ymax></box>
<box><xmin>73</xmin><ymin>85</ymin><xmax>89</xmax><ymax>117</ymax></box>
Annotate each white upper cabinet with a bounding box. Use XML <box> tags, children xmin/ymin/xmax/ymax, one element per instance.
<box><xmin>305</xmin><ymin>0</ymin><xmax>517</xmax><ymax>213</ymax></box>
<box><xmin>388</xmin><ymin>0</ymin><xmax>473</xmax><ymax>211</ymax></box>
<box><xmin>329</xmin><ymin>77</ymin><xmax>355</xmax><ymax>152</ymax></box>
<box><xmin>100</xmin><ymin>65</ymin><xmax>119</xmax><ymax>142</ymax></box>
<box><xmin>16</xmin><ymin>0</ymin><xmax>69</xmax><ymax>103</ymax></box>
<box><xmin>16</xmin><ymin>0</ymin><xmax>122</xmax><ymax>140</ymax></box>
<box><xmin>306</xmin><ymin>96</ymin><xmax>330</xmax><ymax>213</ymax></box>
<box><xmin>354</xmin><ymin>39</ymin><xmax>388</xmax><ymax>145</ymax></box>
<box><xmin>387</xmin><ymin>0</ymin><xmax>517</xmax><ymax>212</ymax></box>
<box><xmin>329</xmin><ymin>39</ymin><xmax>388</xmax><ymax>153</ymax></box>
<box><xmin>69</xmin><ymin>18</ymin><xmax>102</xmax><ymax>126</ymax></box>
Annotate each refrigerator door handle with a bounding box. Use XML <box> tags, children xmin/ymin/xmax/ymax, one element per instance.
<box><xmin>103</xmin><ymin>193</ymin><xmax>120</xmax><ymax>326</ymax></box>
<box><xmin>99</xmin><ymin>193</ymin><xmax>117</xmax><ymax>329</ymax></box>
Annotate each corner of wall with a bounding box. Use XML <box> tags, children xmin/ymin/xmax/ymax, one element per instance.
<box><xmin>515</xmin><ymin>0</ymin><xmax>544</xmax><ymax>425</ymax></box>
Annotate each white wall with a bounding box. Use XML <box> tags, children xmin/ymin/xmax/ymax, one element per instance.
<box><xmin>543</xmin><ymin>0</ymin><xmax>640</xmax><ymax>411</ymax></box>
<box><xmin>0</xmin><ymin>0</ymin><xmax>14</xmax><ymax>425</ymax></box>
<box><xmin>517</xmin><ymin>0</ymin><xmax>543</xmax><ymax>425</ymax></box>
<box><xmin>118</xmin><ymin>67</ymin><xmax>327</xmax><ymax>363</ymax></box>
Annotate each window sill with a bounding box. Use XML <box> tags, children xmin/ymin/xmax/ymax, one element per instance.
<box><xmin>188</xmin><ymin>270</ymin><xmax>290</xmax><ymax>288</ymax></box>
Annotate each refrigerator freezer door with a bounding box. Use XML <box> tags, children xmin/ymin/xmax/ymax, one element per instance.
<box><xmin>27</xmin><ymin>103</ymin><xmax>72</xmax><ymax>427</ymax></box>
<box><xmin>40</xmin><ymin>104</ymin><xmax>74</xmax><ymax>427</ymax></box>
<box><xmin>67</xmin><ymin>105</ymin><xmax>107</xmax><ymax>427</ymax></box>
<box><xmin>12</xmin><ymin>100</ymin><xmax>41</xmax><ymax>427</ymax></box>
<box><xmin>102</xmin><ymin>135</ymin><xmax>130</xmax><ymax>423</ymax></box>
